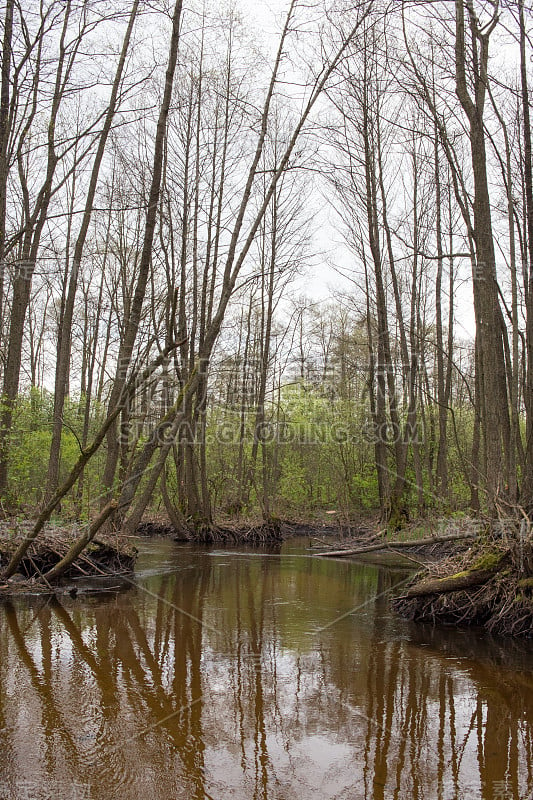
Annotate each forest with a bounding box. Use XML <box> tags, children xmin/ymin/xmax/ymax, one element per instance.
<box><xmin>3</xmin><ymin>5</ymin><xmax>533</xmax><ymax>795</ymax></box>
<box><xmin>0</xmin><ymin>0</ymin><xmax>531</xmax><ymax>549</ymax></box>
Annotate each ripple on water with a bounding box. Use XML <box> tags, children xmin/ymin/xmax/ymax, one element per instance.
<box><xmin>0</xmin><ymin>536</ymin><xmax>532</xmax><ymax>800</ymax></box>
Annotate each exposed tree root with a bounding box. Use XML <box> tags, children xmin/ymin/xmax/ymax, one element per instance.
<box><xmin>137</xmin><ymin>512</ymin><xmax>287</xmax><ymax>544</ymax></box>
<box><xmin>136</xmin><ymin>520</ymin><xmax>181</xmax><ymax>538</ymax></box>
<box><xmin>393</xmin><ymin>532</ymin><xmax>533</xmax><ymax>638</ymax></box>
<box><xmin>191</xmin><ymin>518</ymin><xmax>285</xmax><ymax>544</ymax></box>
<box><xmin>403</xmin><ymin>552</ymin><xmax>507</xmax><ymax>597</ymax></box>
<box><xmin>0</xmin><ymin>520</ymin><xmax>136</xmax><ymax>589</ymax></box>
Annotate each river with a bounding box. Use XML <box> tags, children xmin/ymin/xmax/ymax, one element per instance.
<box><xmin>0</xmin><ymin>536</ymin><xmax>532</xmax><ymax>799</ymax></box>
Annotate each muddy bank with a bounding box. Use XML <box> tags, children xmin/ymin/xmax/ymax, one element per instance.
<box><xmin>136</xmin><ymin>518</ymin><xmax>285</xmax><ymax>543</ymax></box>
<box><xmin>309</xmin><ymin>517</ymin><xmax>533</xmax><ymax>637</ymax></box>
<box><xmin>137</xmin><ymin>520</ymin><xmax>181</xmax><ymax>539</ymax></box>
<box><xmin>393</xmin><ymin>531</ymin><xmax>533</xmax><ymax>638</ymax></box>
<box><xmin>138</xmin><ymin>516</ymin><xmax>371</xmax><ymax>543</ymax></box>
<box><xmin>0</xmin><ymin>519</ymin><xmax>136</xmax><ymax>593</ymax></box>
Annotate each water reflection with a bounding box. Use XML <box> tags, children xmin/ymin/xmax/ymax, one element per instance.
<box><xmin>0</xmin><ymin>539</ymin><xmax>532</xmax><ymax>799</ymax></box>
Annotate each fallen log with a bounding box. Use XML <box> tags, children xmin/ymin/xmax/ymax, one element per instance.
<box><xmin>402</xmin><ymin>563</ymin><xmax>503</xmax><ymax>598</ymax></box>
<box><xmin>393</xmin><ymin>544</ymin><xmax>533</xmax><ymax>637</ymax></box>
<box><xmin>317</xmin><ymin>531</ymin><xmax>476</xmax><ymax>558</ymax></box>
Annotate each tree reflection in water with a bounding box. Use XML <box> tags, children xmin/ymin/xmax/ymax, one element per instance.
<box><xmin>0</xmin><ymin>541</ymin><xmax>532</xmax><ymax>799</ymax></box>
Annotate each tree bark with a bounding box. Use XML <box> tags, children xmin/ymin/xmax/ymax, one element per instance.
<box><xmin>455</xmin><ymin>0</ymin><xmax>511</xmax><ymax>511</ymax></box>
<box><xmin>403</xmin><ymin>561</ymin><xmax>505</xmax><ymax>598</ymax></box>
<box><xmin>518</xmin><ymin>0</ymin><xmax>533</xmax><ymax>511</ymax></box>
<box><xmin>42</xmin><ymin>501</ymin><xmax>118</xmax><ymax>583</ymax></box>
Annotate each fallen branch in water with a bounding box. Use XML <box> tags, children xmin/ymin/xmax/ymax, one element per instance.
<box><xmin>317</xmin><ymin>531</ymin><xmax>476</xmax><ymax>558</ymax></box>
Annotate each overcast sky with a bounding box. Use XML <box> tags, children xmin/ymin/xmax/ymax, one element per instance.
<box><xmin>231</xmin><ymin>0</ymin><xmax>478</xmax><ymax>338</ymax></box>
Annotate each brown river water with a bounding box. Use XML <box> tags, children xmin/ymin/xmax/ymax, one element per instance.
<box><xmin>0</xmin><ymin>537</ymin><xmax>532</xmax><ymax>800</ymax></box>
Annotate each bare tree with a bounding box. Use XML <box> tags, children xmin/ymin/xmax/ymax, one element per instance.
<box><xmin>44</xmin><ymin>0</ymin><xmax>140</xmax><ymax>500</ymax></box>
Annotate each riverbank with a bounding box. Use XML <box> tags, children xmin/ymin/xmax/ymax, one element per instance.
<box><xmin>3</xmin><ymin>513</ymin><xmax>532</xmax><ymax>641</ymax></box>
<box><xmin>392</xmin><ymin>522</ymin><xmax>533</xmax><ymax>638</ymax></box>
<box><xmin>0</xmin><ymin>518</ymin><xmax>136</xmax><ymax>594</ymax></box>
<box><xmin>310</xmin><ymin>516</ymin><xmax>477</xmax><ymax>564</ymax></box>
<box><xmin>138</xmin><ymin>512</ymin><xmax>374</xmax><ymax>544</ymax></box>
<box><xmin>307</xmin><ymin>516</ymin><xmax>533</xmax><ymax>638</ymax></box>
<box><xmin>0</xmin><ymin>511</ymin><xmax>359</xmax><ymax>594</ymax></box>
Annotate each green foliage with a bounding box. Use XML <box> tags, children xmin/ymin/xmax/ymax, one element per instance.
<box><xmin>8</xmin><ymin>428</ymin><xmax>52</xmax><ymax>505</ymax></box>
<box><xmin>4</xmin><ymin>373</ymin><xmax>476</xmax><ymax>522</ymax></box>
<box><xmin>4</xmin><ymin>390</ymin><xmax>103</xmax><ymax>513</ymax></box>
<box><xmin>203</xmin><ymin>381</ymin><xmax>381</xmax><ymax>517</ymax></box>
<box><xmin>278</xmin><ymin>455</ymin><xmax>308</xmax><ymax>506</ymax></box>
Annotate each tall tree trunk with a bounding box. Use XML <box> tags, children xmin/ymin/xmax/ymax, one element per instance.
<box><xmin>455</xmin><ymin>0</ymin><xmax>511</xmax><ymax>511</ymax></box>
<box><xmin>435</xmin><ymin>132</ymin><xmax>449</xmax><ymax>501</ymax></box>
<box><xmin>518</xmin><ymin>0</ymin><xmax>533</xmax><ymax>511</ymax></box>
<box><xmin>0</xmin><ymin>0</ymin><xmax>14</xmax><ymax>356</ymax></box>
<box><xmin>45</xmin><ymin>0</ymin><xmax>139</xmax><ymax>500</ymax></box>
<box><xmin>0</xmin><ymin>2</ymin><xmax>72</xmax><ymax>495</ymax></box>
<box><xmin>102</xmin><ymin>0</ymin><xmax>183</xmax><ymax>497</ymax></box>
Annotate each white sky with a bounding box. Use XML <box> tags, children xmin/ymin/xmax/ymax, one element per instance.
<box><xmin>235</xmin><ymin>0</ymin><xmax>359</xmax><ymax>299</ymax></box>
<box><xmin>234</xmin><ymin>0</ymin><xmax>478</xmax><ymax>338</ymax></box>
